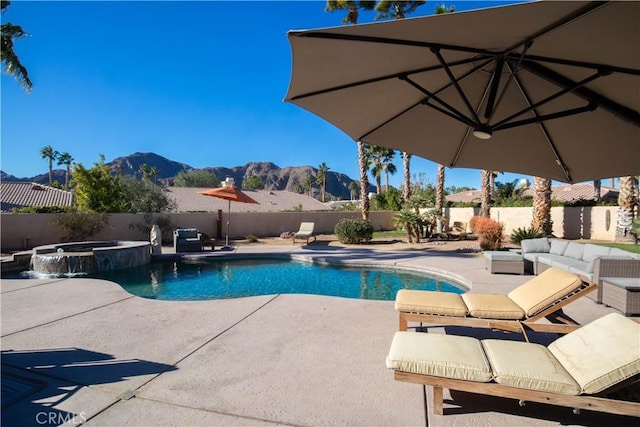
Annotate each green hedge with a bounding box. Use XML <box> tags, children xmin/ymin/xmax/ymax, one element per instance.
<box><xmin>334</xmin><ymin>218</ymin><xmax>373</xmax><ymax>244</ymax></box>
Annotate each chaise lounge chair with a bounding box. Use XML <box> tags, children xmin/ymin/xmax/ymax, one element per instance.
<box><xmin>396</xmin><ymin>268</ymin><xmax>596</xmax><ymax>335</ymax></box>
<box><xmin>387</xmin><ymin>312</ymin><xmax>640</xmax><ymax>420</ymax></box>
<box><xmin>292</xmin><ymin>222</ymin><xmax>316</xmax><ymax>244</ymax></box>
<box><xmin>446</xmin><ymin>221</ymin><xmax>468</xmax><ymax>240</ymax></box>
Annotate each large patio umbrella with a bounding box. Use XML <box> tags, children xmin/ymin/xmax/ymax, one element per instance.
<box><xmin>200</xmin><ymin>178</ymin><xmax>259</xmax><ymax>248</ymax></box>
<box><xmin>285</xmin><ymin>1</ymin><xmax>639</xmax><ymax>183</ymax></box>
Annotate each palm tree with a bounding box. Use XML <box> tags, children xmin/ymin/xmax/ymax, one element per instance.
<box><xmin>40</xmin><ymin>145</ymin><xmax>58</xmax><ymax>185</ymax></box>
<box><xmin>302</xmin><ymin>175</ymin><xmax>314</xmax><ymax>198</ymax></box>
<box><xmin>150</xmin><ymin>166</ymin><xmax>159</xmax><ymax>184</ymax></box>
<box><xmin>138</xmin><ymin>164</ymin><xmax>151</xmax><ymax>181</ymax></box>
<box><xmin>480</xmin><ymin>170</ymin><xmax>491</xmax><ymax>217</ymax></box>
<box><xmin>316</xmin><ymin>162</ymin><xmax>330</xmax><ymax>202</ymax></box>
<box><xmin>325</xmin><ymin>1</ymin><xmax>375</xmax><ymax>24</ymax></box>
<box><xmin>1</xmin><ymin>1</ymin><xmax>32</xmax><ymax>92</ymax></box>
<box><xmin>358</xmin><ymin>141</ymin><xmax>370</xmax><ymax>219</ymax></box>
<box><xmin>402</xmin><ymin>152</ymin><xmax>411</xmax><ymax>202</ymax></box>
<box><xmin>532</xmin><ymin>176</ymin><xmax>553</xmax><ymax>235</ymax></box>
<box><xmin>435</xmin><ymin>164</ymin><xmax>445</xmax><ymax>213</ymax></box>
<box><xmin>615</xmin><ymin>176</ymin><xmax>637</xmax><ymax>242</ymax></box>
<box><xmin>593</xmin><ymin>179</ymin><xmax>601</xmax><ymax>202</ymax></box>
<box><xmin>349</xmin><ymin>181</ymin><xmax>359</xmax><ymax>200</ymax></box>
<box><xmin>57</xmin><ymin>152</ymin><xmax>74</xmax><ymax>190</ymax></box>
<box><xmin>366</xmin><ymin>144</ymin><xmax>395</xmax><ymax>194</ymax></box>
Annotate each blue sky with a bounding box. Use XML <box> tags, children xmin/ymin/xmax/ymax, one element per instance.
<box><xmin>2</xmin><ymin>0</ymin><xmax>531</xmax><ymax>190</ymax></box>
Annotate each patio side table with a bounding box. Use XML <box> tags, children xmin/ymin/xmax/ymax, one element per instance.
<box><xmin>484</xmin><ymin>251</ymin><xmax>524</xmax><ymax>275</ymax></box>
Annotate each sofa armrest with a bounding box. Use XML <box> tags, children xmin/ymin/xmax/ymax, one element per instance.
<box><xmin>593</xmin><ymin>257</ymin><xmax>640</xmax><ymax>280</ymax></box>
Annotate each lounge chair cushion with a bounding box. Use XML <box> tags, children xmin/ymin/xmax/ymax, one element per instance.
<box><xmin>387</xmin><ymin>332</ymin><xmax>493</xmax><ymax>382</ymax></box>
<box><xmin>548</xmin><ymin>313</ymin><xmax>640</xmax><ymax>395</ymax></box>
<box><xmin>395</xmin><ymin>290</ymin><xmax>468</xmax><ymax>316</ymax></box>
<box><xmin>461</xmin><ymin>294</ymin><xmax>525</xmax><ymax>320</ymax></box>
<box><xmin>507</xmin><ymin>268</ymin><xmax>583</xmax><ymax>317</ymax></box>
<box><xmin>482</xmin><ymin>339</ymin><xmax>581</xmax><ymax>395</ymax></box>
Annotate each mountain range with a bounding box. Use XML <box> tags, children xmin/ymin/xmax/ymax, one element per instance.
<box><xmin>1</xmin><ymin>152</ymin><xmax>371</xmax><ymax>200</ymax></box>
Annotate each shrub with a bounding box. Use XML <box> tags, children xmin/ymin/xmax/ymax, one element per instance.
<box><xmin>392</xmin><ymin>209</ymin><xmax>422</xmax><ymax>243</ymax></box>
<box><xmin>245</xmin><ymin>234</ymin><xmax>259</xmax><ymax>243</ymax></box>
<box><xmin>334</xmin><ymin>218</ymin><xmax>373</xmax><ymax>244</ymax></box>
<box><xmin>510</xmin><ymin>226</ymin><xmax>544</xmax><ymax>245</ymax></box>
<box><xmin>470</xmin><ymin>216</ymin><xmax>504</xmax><ymax>250</ymax></box>
<box><xmin>52</xmin><ymin>210</ymin><xmax>108</xmax><ymax>241</ymax></box>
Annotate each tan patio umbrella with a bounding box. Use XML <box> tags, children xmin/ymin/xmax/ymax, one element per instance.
<box><xmin>200</xmin><ymin>178</ymin><xmax>259</xmax><ymax>248</ymax></box>
<box><xmin>285</xmin><ymin>1</ymin><xmax>639</xmax><ymax>183</ymax></box>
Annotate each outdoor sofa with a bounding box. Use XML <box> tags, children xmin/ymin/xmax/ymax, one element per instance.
<box><xmin>520</xmin><ymin>238</ymin><xmax>640</xmax><ymax>305</ymax></box>
<box><xmin>387</xmin><ymin>312</ymin><xmax>640</xmax><ymax>420</ymax></box>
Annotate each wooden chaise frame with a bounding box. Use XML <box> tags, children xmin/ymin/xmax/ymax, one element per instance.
<box><xmin>398</xmin><ymin>282</ymin><xmax>597</xmax><ymax>336</ymax></box>
<box><xmin>394</xmin><ymin>370</ymin><xmax>640</xmax><ymax>421</ymax></box>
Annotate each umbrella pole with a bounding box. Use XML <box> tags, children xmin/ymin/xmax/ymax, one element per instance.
<box><xmin>226</xmin><ymin>199</ymin><xmax>230</xmax><ymax>247</ymax></box>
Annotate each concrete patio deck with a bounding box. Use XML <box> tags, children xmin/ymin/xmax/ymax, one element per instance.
<box><xmin>1</xmin><ymin>239</ymin><xmax>636</xmax><ymax>426</ymax></box>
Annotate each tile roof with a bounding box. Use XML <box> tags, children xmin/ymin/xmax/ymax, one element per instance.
<box><xmin>0</xmin><ymin>181</ymin><xmax>74</xmax><ymax>212</ymax></box>
<box><xmin>446</xmin><ymin>183</ymin><xmax>619</xmax><ymax>204</ymax></box>
<box><xmin>165</xmin><ymin>187</ymin><xmax>332</xmax><ymax>212</ymax></box>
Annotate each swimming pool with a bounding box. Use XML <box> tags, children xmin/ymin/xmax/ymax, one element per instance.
<box><xmin>91</xmin><ymin>257</ymin><xmax>465</xmax><ymax>301</ymax></box>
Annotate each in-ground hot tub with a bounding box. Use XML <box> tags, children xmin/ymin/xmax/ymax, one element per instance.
<box><xmin>30</xmin><ymin>240</ymin><xmax>151</xmax><ymax>275</ymax></box>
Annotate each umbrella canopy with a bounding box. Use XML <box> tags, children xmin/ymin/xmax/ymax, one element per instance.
<box><xmin>200</xmin><ymin>181</ymin><xmax>259</xmax><ymax>247</ymax></box>
<box><xmin>285</xmin><ymin>1</ymin><xmax>639</xmax><ymax>183</ymax></box>
<box><xmin>199</xmin><ymin>185</ymin><xmax>260</xmax><ymax>205</ymax></box>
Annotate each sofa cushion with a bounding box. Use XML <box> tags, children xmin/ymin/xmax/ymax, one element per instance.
<box><xmin>562</xmin><ymin>242</ymin><xmax>584</xmax><ymax>260</ymax></box>
<box><xmin>549</xmin><ymin>313</ymin><xmax>640</xmax><ymax>395</ymax></box>
<box><xmin>395</xmin><ymin>290</ymin><xmax>468</xmax><ymax>317</ymax></box>
<box><xmin>609</xmin><ymin>248</ymin><xmax>634</xmax><ymax>258</ymax></box>
<box><xmin>550</xmin><ymin>258</ymin><xmax>589</xmax><ymax>273</ymax></box>
<box><xmin>567</xmin><ymin>267</ymin><xmax>593</xmax><ymax>282</ymax></box>
<box><xmin>482</xmin><ymin>339</ymin><xmax>580</xmax><ymax>395</ymax></box>
<box><xmin>521</xmin><ymin>238</ymin><xmax>550</xmax><ymax>255</ymax></box>
<box><xmin>582</xmin><ymin>244</ymin><xmax>611</xmax><ymax>263</ymax></box>
<box><xmin>461</xmin><ymin>294</ymin><xmax>525</xmax><ymax>320</ymax></box>
<box><xmin>507</xmin><ymin>268</ymin><xmax>583</xmax><ymax>317</ymax></box>
<box><xmin>387</xmin><ymin>332</ymin><xmax>493</xmax><ymax>382</ymax></box>
<box><xmin>536</xmin><ymin>254</ymin><xmax>568</xmax><ymax>266</ymax></box>
<box><xmin>548</xmin><ymin>239</ymin><xmax>569</xmax><ymax>255</ymax></box>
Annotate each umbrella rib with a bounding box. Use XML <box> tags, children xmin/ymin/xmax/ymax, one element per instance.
<box><xmin>512</xmin><ymin>54</ymin><xmax>640</xmax><ymax>77</ymax></box>
<box><xmin>519</xmin><ymin>60</ymin><xmax>640</xmax><ymax>127</ymax></box>
<box><xmin>492</xmin><ymin>68</ymin><xmax>608</xmax><ymax>129</ymax></box>
<box><xmin>494</xmin><ymin>103</ymin><xmax>598</xmax><ymax>132</ymax></box>
<box><xmin>287</xmin><ymin>56</ymin><xmax>487</xmax><ymax>102</ymax></box>
<box><xmin>500</xmin><ymin>1</ymin><xmax>608</xmax><ymax>58</ymax></box>
<box><xmin>511</xmin><ymin>70</ymin><xmax>573</xmax><ymax>183</ymax></box>
<box><xmin>430</xmin><ymin>48</ymin><xmax>481</xmax><ymax>124</ymax></box>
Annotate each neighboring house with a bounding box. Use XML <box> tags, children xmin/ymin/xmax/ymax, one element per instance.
<box><xmin>446</xmin><ymin>183</ymin><xmax>619</xmax><ymax>204</ymax></box>
<box><xmin>165</xmin><ymin>187</ymin><xmax>332</xmax><ymax>213</ymax></box>
<box><xmin>0</xmin><ymin>181</ymin><xmax>74</xmax><ymax>212</ymax></box>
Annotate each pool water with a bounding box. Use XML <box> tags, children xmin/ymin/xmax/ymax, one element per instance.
<box><xmin>92</xmin><ymin>258</ymin><xmax>464</xmax><ymax>301</ymax></box>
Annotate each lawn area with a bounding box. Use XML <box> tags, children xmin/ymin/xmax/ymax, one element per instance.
<box><xmin>594</xmin><ymin>242</ymin><xmax>640</xmax><ymax>254</ymax></box>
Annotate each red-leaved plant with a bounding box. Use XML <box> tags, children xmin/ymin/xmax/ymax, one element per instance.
<box><xmin>470</xmin><ymin>216</ymin><xmax>504</xmax><ymax>250</ymax></box>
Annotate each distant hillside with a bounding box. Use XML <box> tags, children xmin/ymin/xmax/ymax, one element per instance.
<box><xmin>2</xmin><ymin>152</ymin><xmax>371</xmax><ymax>200</ymax></box>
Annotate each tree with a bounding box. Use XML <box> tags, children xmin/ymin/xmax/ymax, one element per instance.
<box><xmin>302</xmin><ymin>174</ymin><xmax>315</xmax><ymax>197</ymax></box>
<box><xmin>1</xmin><ymin>1</ymin><xmax>32</xmax><ymax>92</ymax></box>
<box><xmin>120</xmin><ymin>176</ymin><xmax>176</xmax><ymax>213</ymax></box>
<box><xmin>615</xmin><ymin>176</ymin><xmax>637</xmax><ymax>242</ymax></box>
<box><xmin>434</xmin><ymin>3</ymin><xmax>455</xmax><ymax>14</ymax></box>
<box><xmin>366</xmin><ymin>144</ymin><xmax>395</xmax><ymax>194</ymax></box>
<box><xmin>349</xmin><ymin>180</ymin><xmax>359</xmax><ymax>200</ymax></box>
<box><xmin>325</xmin><ymin>0</ymin><xmax>375</xmax><ymax>24</ymax></box>
<box><xmin>531</xmin><ymin>176</ymin><xmax>553</xmax><ymax>235</ymax></box>
<box><xmin>402</xmin><ymin>152</ymin><xmax>412</xmax><ymax>202</ymax></box>
<box><xmin>243</xmin><ymin>174</ymin><xmax>264</xmax><ymax>190</ymax></box>
<box><xmin>173</xmin><ymin>170</ymin><xmax>220</xmax><ymax>188</ymax></box>
<box><xmin>593</xmin><ymin>179</ymin><xmax>601</xmax><ymax>202</ymax></box>
<box><xmin>480</xmin><ymin>170</ymin><xmax>491</xmax><ymax>217</ymax></box>
<box><xmin>316</xmin><ymin>162</ymin><xmax>330</xmax><ymax>202</ymax></box>
<box><xmin>358</xmin><ymin>141</ymin><xmax>370</xmax><ymax>219</ymax></box>
<box><xmin>374</xmin><ymin>0</ymin><xmax>425</xmax><ymax>19</ymax></box>
<box><xmin>40</xmin><ymin>145</ymin><xmax>58</xmax><ymax>185</ymax></box>
<box><xmin>57</xmin><ymin>152</ymin><xmax>74</xmax><ymax>191</ymax></box>
<box><xmin>435</xmin><ymin>164</ymin><xmax>445</xmax><ymax>213</ymax></box>
<box><xmin>138</xmin><ymin>163</ymin><xmax>151</xmax><ymax>181</ymax></box>
<box><xmin>72</xmin><ymin>155</ymin><xmax>127</xmax><ymax>213</ymax></box>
